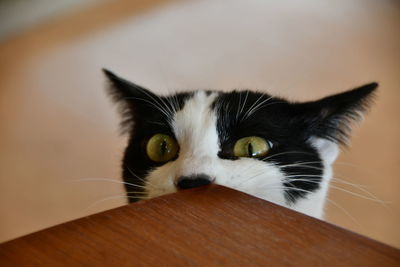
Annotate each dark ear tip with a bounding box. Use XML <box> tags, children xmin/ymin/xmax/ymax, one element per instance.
<box><xmin>102</xmin><ymin>68</ymin><xmax>116</xmax><ymax>79</ymax></box>
<box><xmin>353</xmin><ymin>82</ymin><xmax>378</xmax><ymax>99</ymax></box>
<box><xmin>365</xmin><ymin>82</ymin><xmax>379</xmax><ymax>90</ymax></box>
<box><xmin>361</xmin><ymin>82</ymin><xmax>378</xmax><ymax>95</ymax></box>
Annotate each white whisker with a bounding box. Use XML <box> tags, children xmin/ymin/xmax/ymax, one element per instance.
<box><xmin>238</xmin><ymin>91</ymin><xmax>249</xmax><ymax>120</ymax></box>
<box><xmin>242</xmin><ymin>94</ymin><xmax>264</xmax><ymax>120</ymax></box>
<box><xmin>126</xmin><ymin>166</ymin><xmax>156</xmax><ymax>189</ymax></box>
<box><xmin>285</xmin><ymin>178</ymin><xmax>389</xmax><ymax>205</ymax></box>
<box><xmin>70</xmin><ymin>178</ymin><xmax>146</xmax><ymax>189</ymax></box>
<box><xmin>325</xmin><ymin>198</ymin><xmax>363</xmax><ymax>229</ymax></box>
<box><xmin>126</xmin><ymin>97</ymin><xmax>171</xmax><ymax>121</ymax></box>
<box><xmin>262</xmin><ymin>151</ymin><xmax>315</xmax><ymax>161</ymax></box>
<box><xmin>84</xmin><ymin>194</ymin><xmax>148</xmax><ymax>213</ymax></box>
<box><xmin>267</xmin><ymin>186</ymin><xmax>362</xmax><ymax>228</ymax></box>
<box><xmin>244</xmin><ymin>95</ymin><xmax>273</xmax><ymax>119</ymax></box>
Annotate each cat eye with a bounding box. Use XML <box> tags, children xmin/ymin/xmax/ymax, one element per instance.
<box><xmin>146</xmin><ymin>134</ymin><xmax>179</xmax><ymax>162</ymax></box>
<box><xmin>233</xmin><ymin>136</ymin><xmax>271</xmax><ymax>158</ymax></box>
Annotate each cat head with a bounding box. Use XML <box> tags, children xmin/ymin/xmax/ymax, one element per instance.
<box><xmin>104</xmin><ymin>69</ymin><xmax>377</xmax><ymax>218</ymax></box>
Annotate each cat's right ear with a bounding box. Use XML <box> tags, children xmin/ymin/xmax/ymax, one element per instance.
<box><xmin>103</xmin><ymin>68</ymin><xmax>157</xmax><ymax>105</ymax></box>
<box><xmin>103</xmin><ymin>68</ymin><xmax>157</xmax><ymax>133</ymax></box>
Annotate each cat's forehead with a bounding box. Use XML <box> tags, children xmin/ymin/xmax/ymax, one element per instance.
<box><xmin>172</xmin><ymin>91</ymin><xmax>218</xmax><ymax>131</ymax></box>
<box><xmin>175</xmin><ymin>89</ymin><xmax>282</xmax><ymax>114</ymax></box>
<box><xmin>172</xmin><ymin>89</ymin><xmax>290</xmax><ymax>134</ymax></box>
<box><xmin>172</xmin><ymin>91</ymin><xmax>220</xmax><ymax>155</ymax></box>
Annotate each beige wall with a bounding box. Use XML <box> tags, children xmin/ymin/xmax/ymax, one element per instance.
<box><xmin>1</xmin><ymin>0</ymin><xmax>399</xmax><ymax>248</ymax></box>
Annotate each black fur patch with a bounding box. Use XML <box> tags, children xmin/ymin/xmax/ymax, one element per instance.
<box><xmin>104</xmin><ymin>69</ymin><xmax>193</xmax><ymax>201</ymax></box>
<box><xmin>212</xmin><ymin>84</ymin><xmax>376</xmax><ymax>203</ymax></box>
<box><xmin>212</xmin><ymin>91</ymin><xmax>323</xmax><ymax>203</ymax></box>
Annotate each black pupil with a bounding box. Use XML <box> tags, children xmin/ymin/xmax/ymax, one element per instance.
<box><xmin>247</xmin><ymin>142</ymin><xmax>253</xmax><ymax>157</ymax></box>
<box><xmin>161</xmin><ymin>140</ymin><xmax>167</xmax><ymax>155</ymax></box>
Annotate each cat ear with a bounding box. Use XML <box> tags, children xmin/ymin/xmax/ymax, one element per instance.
<box><xmin>103</xmin><ymin>68</ymin><xmax>158</xmax><ymax>133</ymax></box>
<box><xmin>294</xmin><ymin>82</ymin><xmax>378</xmax><ymax>145</ymax></box>
<box><xmin>103</xmin><ymin>68</ymin><xmax>158</xmax><ymax>105</ymax></box>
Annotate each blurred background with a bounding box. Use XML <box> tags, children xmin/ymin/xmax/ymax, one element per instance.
<box><xmin>0</xmin><ymin>0</ymin><xmax>399</xmax><ymax>248</ymax></box>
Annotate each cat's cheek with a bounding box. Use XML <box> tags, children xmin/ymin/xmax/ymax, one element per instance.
<box><xmin>309</xmin><ymin>137</ymin><xmax>339</xmax><ymax>166</ymax></box>
<box><xmin>214</xmin><ymin>158</ymin><xmax>287</xmax><ymax>206</ymax></box>
<box><xmin>144</xmin><ymin>164</ymin><xmax>178</xmax><ymax>198</ymax></box>
<box><xmin>290</xmin><ymin>185</ymin><xmax>330</xmax><ymax>219</ymax></box>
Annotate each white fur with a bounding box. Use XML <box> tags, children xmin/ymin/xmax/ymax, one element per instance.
<box><xmin>144</xmin><ymin>92</ymin><xmax>339</xmax><ymax>219</ymax></box>
<box><xmin>296</xmin><ymin>137</ymin><xmax>339</xmax><ymax>217</ymax></box>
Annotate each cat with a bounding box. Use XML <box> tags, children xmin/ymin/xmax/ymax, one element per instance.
<box><xmin>103</xmin><ymin>69</ymin><xmax>377</xmax><ymax>219</ymax></box>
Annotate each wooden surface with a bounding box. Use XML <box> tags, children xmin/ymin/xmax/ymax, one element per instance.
<box><xmin>0</xmin><ymin>185</ymin><xmax>399</xmax><ymax>266</ymax></box>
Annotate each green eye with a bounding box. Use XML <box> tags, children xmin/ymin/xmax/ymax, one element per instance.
<box><xmin>233</xmin><ymin>136</ymin><xmax>270</xmax><ymax>158</ymax></box>
<box><xmin>146</xmin><ymin>134</ymin><xmax>179</xmax><ymax>162</ymax></box>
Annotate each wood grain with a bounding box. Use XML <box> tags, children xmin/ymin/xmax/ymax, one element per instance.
<box><xmin>0</xmin><ymin>185</ymin><xmax>399</xmax><ymax>266</ymax></box>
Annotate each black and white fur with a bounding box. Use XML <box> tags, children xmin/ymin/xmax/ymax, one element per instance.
<box><xmin>104</xmin><ymin>69</ymin><xmax>377</xmax><ymax>218</ymax></box>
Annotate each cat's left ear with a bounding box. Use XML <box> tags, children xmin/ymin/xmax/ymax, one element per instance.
<box><xmin>293</xmin><ymin>82</ymin><xmax>378</xmax><ymax>145</ymax></box>
<box><xmin>103</xmin><ymin>68</ymin><xmax>160</xmax><ymax>133</ymax></box>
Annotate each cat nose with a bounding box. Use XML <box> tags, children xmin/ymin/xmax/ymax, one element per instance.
<box><xmin>176</xmin><ymin>174</ymin><xmax>214</xmax><ymax>190</ymax></box>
